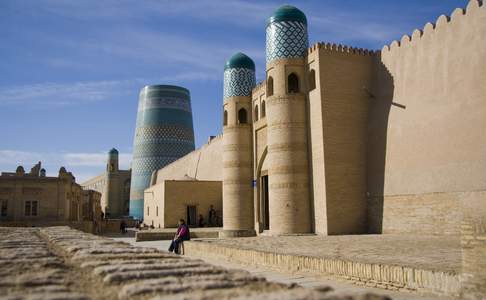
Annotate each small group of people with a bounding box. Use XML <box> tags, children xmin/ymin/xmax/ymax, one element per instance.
<box><xmin>197</xmin><ymin>205</ymin><xmax>221</xmax><ymax>227</ymax></box>
<box><xmin>168</xmin><ymin>219</ymin><xmax>190</xmax><ymax>254</ymax></box>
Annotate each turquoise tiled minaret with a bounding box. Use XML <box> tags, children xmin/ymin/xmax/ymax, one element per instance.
<box><xmin>266</xmin><ymin>5</ymin><xmax>308</xmax><ymax>64</ymax></box>
<box><xmin>129</xmin><ymin>85</ymin><xmax>195</xmax><ymax>220</ymax></box>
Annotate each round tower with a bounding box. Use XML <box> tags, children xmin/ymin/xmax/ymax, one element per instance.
<box><xmin>103</xmin><ymin>148</ymin><xmax>122</xmax><ymax>217</ymax></box>
<box><xmin>107</xmin><ymin>148</ymin><xmax>119</xmax><ymax>172</ymax></box>
<box><xmin>129</xmin><ymin>85</ymin><xmax>195</xmax><ymax>220</ymax></box>
<box><xmin>220</xmin><ymin>52</ymin><xmax>256</xmax><ymax>237</ymax></box>
<box><xmin>265</xmin><ymin>5</ymin><xmax>311</xmax><ymax>234</ymax></box>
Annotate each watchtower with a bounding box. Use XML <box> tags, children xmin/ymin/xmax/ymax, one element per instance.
<box><xmin>265</xmin><ymin>5</ymin><xmax>312</xmax><ymax>234</ymax></box>
<box><xmin>220</xmin><ymin>52</ymin><xmax>256</xmax><ymax>237</ymax></box>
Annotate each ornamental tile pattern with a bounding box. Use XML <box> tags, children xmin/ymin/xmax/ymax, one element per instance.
<box><xmin>266</xmin><ymin>20</ymin><xmax>308</xmax><ymax>64</ymax></box>
<box><xmin>129</xmin><ymin>86</ymin><xmax>195</xmax><ymax>220</ymax></box>
<box><xmin>134</xmin><ymin>125</ymin><xmax>194</xmax><ymax>142</ymax></box>
<box><xmin>137</xmin><ymin>97</ymin><xmax>192</xmax><ymax>113</ymax></box>
<box><xmin>223</xmin><ymin>68</ymin><xmax>256</xmax><ymax>99</ymax></box>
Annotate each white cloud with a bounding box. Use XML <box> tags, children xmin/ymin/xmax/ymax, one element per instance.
<box><xmin>0</xmin><ymin>72</ymin><xmax>219</xmax><ymax>106</ymax></box>
<box><xmin>0</xmin><ymin>80</ymin><xmax>134</xmax><ymax>106</ymax></box>
<box><xmin>64</xmin><ymin>152</ymin><xmax>131</xmax><ymax>169</ymax></box>
<box><xmin>38</xmin><ymin>0</ymin><xmax>274</xmax><ymax>28</ymax></box>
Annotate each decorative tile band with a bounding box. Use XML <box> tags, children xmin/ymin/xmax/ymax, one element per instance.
<box><xmin>137</xmin><ymin>96</ymin><xmax>192</xmax><ymax>113</ymax></box>
<box><xmin>223</xmin><ymin>68</ymin><xmax>256</xmax><ymax>99</ymax></box>
<box><xmin>266</xmin><ymin>20</ymin><xmax>308</xmax><ymax>64</ymax></box>
<box><xmin>134</xmin><ymin>125</ymin><xmax>195</xmax><ymax>143</ymax></box>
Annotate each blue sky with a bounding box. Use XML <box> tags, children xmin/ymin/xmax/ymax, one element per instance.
<box><xmin>0</xmin><ymin>0</ymin><xmax>468</xmax><ymax>182</ymax></box>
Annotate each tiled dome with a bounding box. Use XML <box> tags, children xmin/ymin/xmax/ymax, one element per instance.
<box><xmin>224</xmin><ymin>52</ymin><xmax>255</xmax><ymax>71</ymax></box>
<box><xmin>268</xmin><ymin>5</ymin><xmax>307</xmax><ymax>25</ymax></box>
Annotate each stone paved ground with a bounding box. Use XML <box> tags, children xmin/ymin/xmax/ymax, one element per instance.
<box><xmin>0</xmin><ymin>227</ymin><xmax>391</xmax><ymax>300</ymax></box>
<box><xmin>191</xmin><ymin>234</ymin><xmax>461</xmax><ymax>273</ymax></box>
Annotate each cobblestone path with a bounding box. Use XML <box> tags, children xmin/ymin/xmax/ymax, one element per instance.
<box><xmin>0</xmin><ymin>227</ymin><xmax>390</xmax><ymax>300</ymax></box>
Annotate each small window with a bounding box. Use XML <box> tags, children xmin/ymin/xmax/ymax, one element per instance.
<box><xmin>238</xmin><ymin>108</ymin><xmax>247</xmax><ymax>124</ymax></box>
<box><xmin>31</xmin><ymin>201</ymin><xmax>38</xmax><ymax>216</ymax></box>
<box><xmin>309</xmin><ymin>69</ymin><xmax>316</xmax><ymax>91</ymax></box>
<box><xmin>254</xmin><ymin>105</ymin><xmax>259</xmax><ymax>121</ymax></box>
<box><xmin>147</xmin><ymin>206</ymin><xmax>150</xmax><ymax>216</ymax></box>
<box><xmin>156</xmin><ymin>206</ymin><xmax>158</xmax><ymax>217</ymax></box>
<box><xmin>1</xmin><ymin>200</ymin><xmax>7</xmax><ymax>217</ymax></box>
<box><xmin>25</xmin><ymin>201</ymin><xmax>31</xmax><ymax>216</ymax></box>
<box><xmin>223</xmin><ymin>110</ymin><xmax>228</xmax><ymax>126</ymax></box>
<box><xmin>288</xmin><ymin>73</ymin><xmax>299</xmax><ymax>93</ymax></box>
<box><xmin>267</xmin><ymin>76</ymin><xmax>274</xmax><ymax>96</ymax></box>
<box><xmin>261</xmin><ymin>100</ymin><xmax>266</xmax><ymax>118</ymax></box>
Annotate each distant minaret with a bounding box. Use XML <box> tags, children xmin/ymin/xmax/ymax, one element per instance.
<box><xmin>220</xmin><ymin>52</ymin><xmax>256</xmax><ymax>237</ymax></box>
<box><xmin>265</xmin><ymin>5</ymin><xmax>312</xmax><ymax>234</ymax></box>
<box><xmin>103</xmin><ymin>148</ymin><xmax>122</xmax><ymax>217</ymax></box>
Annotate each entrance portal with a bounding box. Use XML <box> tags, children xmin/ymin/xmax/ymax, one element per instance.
<box><xmin>261</xmin><ymin>175</ymin><xmax>269</xmax><ymax>230</ymax></box>
<box><xmin>187</xmin><ymin>205</ymin><xmax>197</xmax><ymax>226</ymax></box>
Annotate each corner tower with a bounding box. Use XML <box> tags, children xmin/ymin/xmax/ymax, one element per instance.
<box><xmin>103</xmin><ymin>148</ymin><xmax>122</xmax><ymax>217</ymax></box>
<box><xmin>265</xmin><ymin>5</ymin><xmax>312</xmax><ymax>234</ymax></box>
<box><xmin>221</xmin><ymin>52</ymin><xmax>256</xmax><ymax>237</ymax></box>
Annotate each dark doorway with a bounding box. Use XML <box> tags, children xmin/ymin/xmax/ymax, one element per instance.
<box><xmin>261</xmin><ymin>175</ymin><xmax>269</xmax><ymax>230</ymax></box>
<box><xmin>187</xmin><ymin>205</ymin><xmax>197</xmax><ymax>226</ymax></box>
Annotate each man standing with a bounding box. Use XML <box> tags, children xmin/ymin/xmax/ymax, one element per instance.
<box><xmin>208</xmin><ymin>205</ymin><xmax>216</xmax><ymax>227</ymax></box>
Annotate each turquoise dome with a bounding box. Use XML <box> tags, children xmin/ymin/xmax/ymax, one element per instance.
<box><xmin>224</xmin><ymin>52</ymin><xmax>255</xmax><ymax>71</ymax></box>
<box><xmin>109</xmin><ymin>148</ymin><xmax>118</xmax><ymax>155</ymax></box>
<box><xmin>268</xmin><ymin>5</ymin><xmax>307</xmax><ymax>25</ymax></box>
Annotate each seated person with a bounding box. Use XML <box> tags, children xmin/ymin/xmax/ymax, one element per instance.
<box><xmin>168</xmin><ymin>219</ymin><xmax>190</xmax><ymax>254</ymax></box>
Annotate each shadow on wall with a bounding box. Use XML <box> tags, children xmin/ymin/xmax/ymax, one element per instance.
<box><xmin>366</xmin><ymin>56</ymin><xmax>397</xmax><ymax>234</ymax></box>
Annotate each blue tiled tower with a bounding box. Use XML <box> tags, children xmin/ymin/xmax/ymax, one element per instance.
<box><xmin>221</xmin><ymin>52</ymin><xmax>256</xmax><ymax>238</ymax></box>
<box><xmin>129</xmin><ymin>85</ymin><xmax>195</xmax><ymax>220</ymax></box>
<box><xmin>265</xmin><ymin>5</ymin><xmax>312</xmax><ymax>234</ymax></box>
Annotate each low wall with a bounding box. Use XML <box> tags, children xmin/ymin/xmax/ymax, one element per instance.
<box><xmin>136</xmin><ymin>228</ymin><xmax>220</xmax><ymax>241</ymax></box>
<box><xmin>184</xmin><ymin>240</ymin><xmax>460</xmax><ymax>296</ymax></box>
<box><xmin>0</xmin><ymin>220</ymin><xmax>96</xmax><ymax>234</ymax></box>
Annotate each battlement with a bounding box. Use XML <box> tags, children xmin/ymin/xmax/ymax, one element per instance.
<box><xmin>252</xmin><ymin>80</ymin><xmax>266</xmax><ymax>94</ymax></box>
<box><xmin>382</xmin><ymin>0</ymin><xmax>483</xmax><ymax>53</ymax></box>
<box><xmin>307</xmin><ymin>42</ymin><xmax>376</xmax><ymax>56</ymax></box>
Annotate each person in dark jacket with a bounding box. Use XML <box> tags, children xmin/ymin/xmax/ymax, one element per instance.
<box><xmin>168</xmin><ymin>219</ymin><xmax>190</xmax><ymax>254</ymax></box>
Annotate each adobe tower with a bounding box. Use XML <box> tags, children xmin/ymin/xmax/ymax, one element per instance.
<box><xmin>220</xmin><ymin>53</ymin><xmax>256</xmax><ymax>237</ymax></box>
<box><xmin>265</xmin><ymin>5</ymin><xmax>312</xmax><ymax>234</ymax></box>
<box><xmin>103</xmin><ymin>148</ymin><xmax>124</xmax><ymax>217</ymax></box>
<box><xmin>129</xmin><ymin>85</ymin><xmax>195</xmax><ymax>220</ymax></box>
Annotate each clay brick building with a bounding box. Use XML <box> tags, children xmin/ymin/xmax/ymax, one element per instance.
<box><xmin>144</xmin><ymin>135</ymin><xmax>222</xmax><ymax>228</ymax></box>
<box><xmin>148</xmin><ymin>2</ymin><xmax>485</xmax><ymax>239</ymax></box>
<box><xmin>81</xmin><ymin>148</ymin><xmax>131</xmax><ymax>218</ymax></box>
<box><xmin>0</xmin><ymin>162</ymin><xmax>101</xmax><ymax>226</ymax></box>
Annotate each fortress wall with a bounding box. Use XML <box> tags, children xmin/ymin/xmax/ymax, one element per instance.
<box><xmin>154</xmin><ymin>135</ymin><xmax>223</xmax><ymax>182</ymax></box>
<box><xmin>368</xmin><ymin>1</ymin><xmax>486</xmax><ymax>234</ymax></box>
<box><xmin>309</xmin><ymin>44</ymin><xmax>375</xmax><ymax>234</ymax></box>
